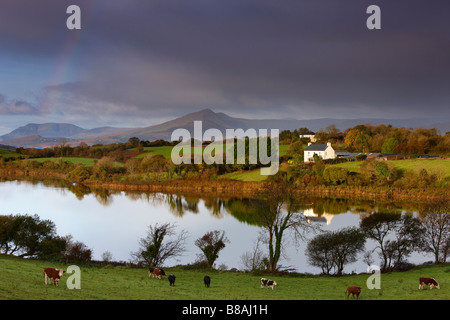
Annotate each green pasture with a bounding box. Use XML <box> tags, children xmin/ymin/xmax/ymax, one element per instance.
<box><xmin>134</xmin><ymin>144</ymin><xmax>289</xmax><ymax>160</ymax></box>
<box><xmin>0</xmin><ymin>149</ymin><xmax>23</xmax><ymax>159</ymax></box>
<box><xmin>0</xmin><ymin>255</ymin><xmax>448</xmax><ymax>300</ymax></box>
<box><xmin>32</xmin><ymin>157</ymin><xmax>98</xmax><ymax>167</ymax></box>
<box><xmin>334</xmin><ymin>159</ymin><xmax>450</xmax><ymax>178</ymax></box>
<box><xmin>223</xmin><ymin>170</ymin><xmax>268</xmax><ymax>182</ymax></box>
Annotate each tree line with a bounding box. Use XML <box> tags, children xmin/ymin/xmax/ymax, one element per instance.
<box><xmin>281</xmin><ymin>124</ymin><xmax>450</xmax><ymax>155</ymax></box>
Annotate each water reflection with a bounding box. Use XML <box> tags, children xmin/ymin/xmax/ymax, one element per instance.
<box><xmin>1</xmin><ymin>179</ymin><xmax>447</xmax><ymax>273</ymax></box>
<box><xmin>3</xmin><ymin>177</ymin><xmax>436</xmax><ymax>218</ymax></box>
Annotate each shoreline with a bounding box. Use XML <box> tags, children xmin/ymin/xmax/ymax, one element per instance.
<box><xmin>1</xmin><ymin>169</ymin><xmax>448</xmax><ymax>202</ymax></box>
<box><xmin>89</xmin><ymin>180</ymin><xmax>448</xmax><ymax>202</ymax></box>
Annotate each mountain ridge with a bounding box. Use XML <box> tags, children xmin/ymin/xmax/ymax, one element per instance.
<box><xmin>0</xmin><ymin>108</ymin><xmax>448</xmax><ymax>148</ymax></box>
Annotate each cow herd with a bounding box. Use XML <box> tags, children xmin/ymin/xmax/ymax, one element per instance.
<box><xmin>43</xmin><ymin>266</ymin><xmax>441</xmax><ymax>299</ymax></box>
<box><xmin>148</xmin><ymin>267</ymin><xmax>211</xmax><ymax>288</ymax></box>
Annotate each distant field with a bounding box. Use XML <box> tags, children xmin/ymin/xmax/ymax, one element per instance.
<box><xmin>134</xmin><ymin>146</ymin><xmax>175</xmax><ymax>159</ymax></box>
<box><xmin>223</xmin><ymin>169</ymin><xmax>268</xmax><ymax>182</ymax></box>
<box><xmin>334</xmin><ymin>159</ymin><xmax>450</xmax><ymax>178</ymax></box>
<box><xmin>135</xmin><ymin>144</ymin><xmax>289</xmax><ymax>160</ymax></box>
<box><xmin>0</xmin><ymin>255</ymin><xmax>448</xmax><ymax>300</ymax></box>
<box><xmin>0</xmin><ymin>149</ymin><xmax>23</xmax><ymax>159</ymax></box>
<box><xmin>32</xmin><ymin>157</ymin><xmax>98</xmax><ymax>167</ymax></box>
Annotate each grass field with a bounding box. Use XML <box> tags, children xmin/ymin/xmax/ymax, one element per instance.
<box><xmin>31</xmin><ymin>157</ymin><xmax>99</xmax><ymax>167</ymax></box>
<box><xmin>223</xmin><ymin>170</ymin><xmax>268</xmax><ymax>182</ymax></box>
<box><xmin>334</xmin><ymin>159</ymin><xmax>450</xmax><ymax>178</ymax></box>
<box><xmin>0</xmin><ymin>255</ymin><xmax>448</xmax><ymax>300</ymax></box>
<box><xmin>0</xmin><ymin>149</ymin><xmax>23</xmax><ymax>159</ymax></box>
<box><xmin>134</xmin><ymin>146</ymin><xmax>175</xmax><ymax>159</ymax></box>
<box><xmin>135</xmin><ymin>144</ymin><xmax>290</xmax><ymax>160</ymax></box>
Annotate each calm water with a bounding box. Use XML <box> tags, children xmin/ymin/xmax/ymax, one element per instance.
<box><xmin>0</xmin><ymin>180</ymin><xmax>432</xmax><ymax>274</ymax></box>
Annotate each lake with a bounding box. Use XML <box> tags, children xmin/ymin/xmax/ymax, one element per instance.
<box><xmin>0</xmin><ymin>180</ymin><xmax>434</xmax><ymax>274</ymax></box>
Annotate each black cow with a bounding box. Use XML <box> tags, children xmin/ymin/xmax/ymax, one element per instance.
<box><xmin>260</xmin><ymin>278</ymin><xmax>277</xmax><ymax>290</ymax></box>
<box><xmin>168</xmin><ymin>274</ymin><xmax>176</xmax><ymax>286</ymax></box>
<box><xmin>204</xmin><ymin>275</ymin><xmax>211</xmax><ymax>288</ymax></box>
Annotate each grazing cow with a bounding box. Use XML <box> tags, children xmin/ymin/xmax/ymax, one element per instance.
<box><xmin>260</xmin><ymin>278</ymin><xmax>277</xmax><ymax>290</ymax></box>
<box><xmin>149</xmin><ymin>267</ymin><xmax>166</xmax><ymax>279</ymax></box>
<box><xmin>345</xmin><ymin>286</ymin><xmax>362</xmax><ymax>300</ymax></box>
<box><xmin>168</xmin><ymin>274</ymin><xmax>176</xmax><ymax>286</ymax></box>
<box><xmin>204</xmin><ymin>275</ymin><xmax>211</xmax><ymax>288</ymax></box>
<box><xmin>419</xmin><ymin>277</ymin><xmax>440</xmax><ymax>290</ymax></box>
<box><xmin>44</xmin><ymin>267</ymin><xmax>65</xmax><ymax>286</ymax></box>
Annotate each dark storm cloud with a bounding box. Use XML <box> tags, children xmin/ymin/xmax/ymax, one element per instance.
<box><xmin>1</xmin><ymin>0</ymin><xmax>449</xmax><ymax>125</ymax></box>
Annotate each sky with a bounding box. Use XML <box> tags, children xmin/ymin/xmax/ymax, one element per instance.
<box><xmin>1</xmin><ymin>0</ymin><xmax>449</xmax><ymax>135</ymax></box>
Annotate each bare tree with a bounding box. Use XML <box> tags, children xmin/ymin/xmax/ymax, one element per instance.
<box><xmin>418</xmin><ymin>201</ymin><xmax>450</xmax><ymax>263</ymax></box>
<box><xmin>132</xmin><ymin>222</ymin><xmax>188</xmax><ymax>267</ymax></box>
<box><xmin>240</xmin><ymin>234</ymin><xmax>267</xmax><ymax>271</ymax></box>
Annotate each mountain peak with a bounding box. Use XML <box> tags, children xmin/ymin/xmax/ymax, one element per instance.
<box><xmin>194</xmin><ymin>108</ymin><xmax>216</xmax><ymax>115</ymax></box>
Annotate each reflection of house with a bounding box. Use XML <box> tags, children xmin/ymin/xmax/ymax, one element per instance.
<box><xmin>304</xmin><ymin>142</ymin><xmax>335</xmax><ymax>162</ymax></box>
<box><xmin>299</xmin><ymin>131</ymin><xmax>316</xmax><ymax>142</ymax></box>
<box><xmin>303</xmin><ymin>208</ymin><xmax>334</xmax><ymax>225</ymax></box>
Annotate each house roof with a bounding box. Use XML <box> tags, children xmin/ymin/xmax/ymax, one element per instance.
<box><xmin>304</xmin><ymin>144</ymin><xmax>330</xmax><ymax>151</ymax></box>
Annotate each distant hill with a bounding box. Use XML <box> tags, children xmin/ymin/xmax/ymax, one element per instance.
<box><xmin>0</xmin><ymin>109</ymin><xmax>448</xmax><ymax>148</ymax></box>
<box><xmin>0</xmin><ymin>123</ymin><xmax>85</xmax><ymax>141</ymax></box>
<box><xmin>94</xmin><ymin>108</ymin><xmax>449</xmax><ymax>142</ymax></box>
<box><xmin>0</xmin><ymin>135</ymin><xmax>70</xmax><ymax>149</ymax></box>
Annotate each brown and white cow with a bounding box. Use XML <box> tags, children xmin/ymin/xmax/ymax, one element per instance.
<box><xmin>345</xmin><ymin>286</ymin><xmax>362</xmax><ymax>300</ymax></box>
<box><xmin>44</xmin><ymin>267</ymin><xmax>65</xmax><ymax>286</ymax></box>
<box><xmin>260</xmin><ymin>278</ymin><xmax>277</xmax><ymax>290</ymax></box>
<box><xmin>148</xmin><ymin>267</ymin><xmax>166</xmax><ymax>279</ymax></box>
<box><xmin>419</xmin><ymin>277</ymin><xmax>440</xmax><ymax>290</ymax></box>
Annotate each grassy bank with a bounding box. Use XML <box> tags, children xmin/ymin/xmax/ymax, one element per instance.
<box><xmin>0</xmin><ymin>255</ymin><xmax>448</xmax><ymax>300</ymax></box>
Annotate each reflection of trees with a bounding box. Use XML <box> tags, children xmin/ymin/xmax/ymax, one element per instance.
<box><xmin>165</xmin><ymin>194</ymin><xmax>201</xmax><ymax>217</ymax></box>
<box><xmin>93</xmin><ymin>189</ymin><xmax>114</xmax><ymax>206</ymax></box>
<box><xmin>68</xmin><ymin>184</ymin><xmax>92</xmax><ymax>200</ymax></box>
<box><xmin>222</xmin><ymin>199</ymin><xmax>265</xmax><ymax>226</ymax></box>
<box><xmin>311</xmin><ymin>198</ymin><xmax>350</xmax><ymax>216</ymax></box>
<box><xmin>203</xmin><ymin>198</ymin><xmax>225</xmax><ymax>218</ymax></box>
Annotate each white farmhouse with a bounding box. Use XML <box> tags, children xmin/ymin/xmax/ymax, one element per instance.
<box><xmin>299</xmin><ymin>131</ymin><xmax>316</xmax><ymax>142</ymax></box>
<box><xmin>304</xmin><ymin>142</ymin><xmax>335</xmax><ymax>162</ymax></box>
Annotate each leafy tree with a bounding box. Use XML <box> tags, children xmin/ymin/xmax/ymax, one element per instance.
<box><xmin>63</xmin><ymin>236</ymin><xmax>92</xmax><ymax>264</ymax></box>
<box><xmin>344</xmin><ymin>128</ymin><xmax>371</xmax><ymax>152</ymax></box>
<box><xmin>66</xmin><ymin>164</ymin><xmax>91</xmax><ymax>182</ymax></box>
<box><xmin>306</xmin><ymin>227</ymin><xmax>366</xmax><ymax>276</ymax></box>
<box><xmin>360</xmin><ymin>212</ymin><xmax>421</xmax><ymax>272</ymax></box>
<box><xmin>195</xmin><ymin>230</ymin><xmax>229</xmax><ymax>268</ymax></box>
<box><xmin>132</xmin><ymin>222</ymin><xmax>188</xmax><ymax>267</ymax></box>
<box><xmin>0</xmin><ymin>214</ymin><xmax>59</xmax><ymax>258</ymax></box>
<box><xmin>381</xmin><ymin>134</ymin><xmax>399</xmax><ymax>154</ymax></box>
<box><xmin>323</xmin><ymin>166</ymin><xmax>349</xmax><ymax>185</ymax></box>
